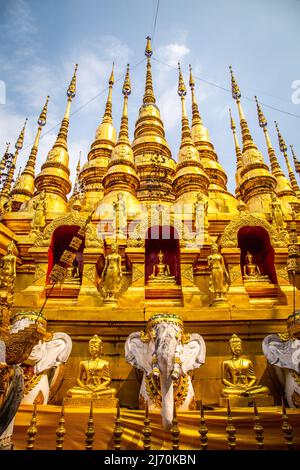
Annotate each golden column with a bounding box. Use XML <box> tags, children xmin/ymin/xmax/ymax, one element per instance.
<box><xmin>172</xmin><ymin>63</ymin><xmax>209</xmax><ymax>204</ymax></box>
<box><xmin>275</xmin><ymin>122</ymin><xmax>300</xmax><ymax>199</ymax></box>
<box><xmin>229</xmin><ymin>108</ymin><xmax>243</xmax><ymax>199</ymax></box>
<box><xmin>35</xmin><ymin>64</ymin><xmax>78</xmax><ymax>213</ymax></box>
<box><xmin>79</xmin><ymin>65</ymin><xmax>117</xmax><ymax>211</ymax></box>
<box><xmin>229</xmin><ymin>66</ymin><xmax>276</xmax><ymax>213</ymax></box>
<box><xmin>132</xmin><ymin>37</ymin><xmax>175</xmax><ymax>204</ymax></box>
<box><xmin>0</xmin><ymin>118</ymin><xmax>27</xmax><ymax>210</ymax></box>
<box><xmin>255</xmin><ymin>97</ymin><xmax>299</xmax><ymax>214</ymax></box>
<box><xmin>11</xmin><ymin>96</ymin><xmax>49</xmax><ymax>210</ymax></box>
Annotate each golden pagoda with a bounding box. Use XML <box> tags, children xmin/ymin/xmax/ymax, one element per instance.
<box><xmin>1</xmin><ymin>37</ymin><xmax>300</xmax><ymax>450</ymax></box>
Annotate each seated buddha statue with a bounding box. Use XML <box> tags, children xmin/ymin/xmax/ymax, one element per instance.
<box><xmin>221</xmin><ymin>334</ymin><xmax>270</xmax><ymax>398</ymax></box>
<box><xmin>64</xmin><ymin>260</ymin><xmax>81</xmax><ymax>286</ymax></box>
<box><xmin>148</xmin><ymin>250</ymin><xmax>176</xmax><ymax>284</ymax></box>
<box><xmin>243</xmin><ymin>252</ymin><xmax>270</xmax><ymax>283</ymax></box>
<box><xmin>67</xmin><ymin>335</ymin><xmax>116</xmax><ymax>400</ymax></box>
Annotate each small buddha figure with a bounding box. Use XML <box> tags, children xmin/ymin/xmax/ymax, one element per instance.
<box><xmin>31</xmin><ymin>191</ymin><xmax>47</xmax><ymax>233</ymax></box>
<box><xmin>101</xmin><ymin>242</ymin><xmax>122</xmax><ymax>300</ymax></box>
<box><xmin>67</xmin><ymin>335</ymin><xmax>116</xmax><ymax>399</ymax></box>
<box><xmin>0</xmin><ymin>241</ymin><xmax>17</xmax><ymax>293</ymax></box>
<box><xmin>221</xmin><ymin>334</ymin><xmax>270</xmax><ymax>398</ymax></box>
<box><xmin>207</xmin><ymin>243</ymin><xmax>229</xmax><ymax>303</ymax></box>
<box><xmin>64</xmin><ymin>259</ymin><xmax>81</xmax><ymax>286</ymax></box>
<box><xmin>194</xmin><ymin>193</ymin><xmax>209</xmax><ymax>233</ymax></box>
<box><xmin>270</xmin><ymin>193</ymin><xmax>286</xmax><ymax>232</ymax></box>
<box><xmin>113</xmin><ymin>192</ymin><xmax>126</xmax><ymax>237</ymax></box>
<box><xmin>243</xmin><ymin>251</ymin><xmax>270</xmax><ymax>283</ymax></box>
<box><xmin>148</xmin><ymin>250</ymin><xmax>176</xmax><ymax>284</ymax></box>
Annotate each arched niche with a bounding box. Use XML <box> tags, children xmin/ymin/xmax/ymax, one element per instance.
<box><xmin>145</xmin><ymin>225</ymin><xmax>181</xmax><ymax>284</ymax></box>
<box><xmin>46</xmin><ymin>225</ymin><xmax>85</xmax><ymax>283</ymax></box>
<box><xmin>238</xmin><ymin>226</ymin><xmax>277</xmax><ymax>284</ymax></box>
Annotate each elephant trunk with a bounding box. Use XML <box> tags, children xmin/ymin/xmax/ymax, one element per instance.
<box><xmin>160</xmin><ymin>374</ymin><xmax>174</xmax><ymax>430</ymax></box>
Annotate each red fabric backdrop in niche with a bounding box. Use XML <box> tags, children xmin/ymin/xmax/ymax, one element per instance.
<box><xmin>47</xmin><ymin>225</ymin><xmax>85</xmax><ymax>283</ymax></box>
<box><xmin>238</xmin><ymin>226</ymin><xmax>277</xmax><ymax>284</ymax></box>
<box><xmin>145</xmin><ymin>225</ymin><xmax>180</xmax><ymax>283</ymax></box>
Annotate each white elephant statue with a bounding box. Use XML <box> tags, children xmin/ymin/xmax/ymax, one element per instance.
<box><xmin>9</xmin><ymin>314</ymin><xmax>72</xmax><ymax>405</ymax></box>
<box><xmin>0</xmin><ymin>311</ymin><xmax>72</xmax><ymax>449</ymax></box>
<box><xmin>263</xmin><ymin>333</ymin><xmax>300</xmax><ymax>407</ymax></box>
<box><xmin>125</xmin><ymin>313</ymin><xmax>206</xmax><ymax>430</ymax></box>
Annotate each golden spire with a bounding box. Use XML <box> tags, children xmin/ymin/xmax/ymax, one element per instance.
<box><xmin>103</xmin><ymin>64</ymin><xmax>139</xmax><ymax>196</ymax></box>
<box><xmin>11</xmin><ymin>96</ymin><xmax>49</xmax><ymax>209</ymax></box>
<box><xmin>254</xmin><ymin>97</ymin><xmax>297</xmax><ymax>212</ymax></box>
<box><xmin>189</xmin><ymin>64</ymin><xmax>203</xmax><ymax>126</ymax></box>
<box><xmin>229</xmin><ymin>67</ymin><xmax>276</xmax><ymax>211</ymax></box>
<box><xmin>229</xmin><ymin>66</ymin><xmax>255</xmax><ymax>151</ymax></box>
<box><xmin>275</xmin><ymin>121</ymin><xmax>300</xmax><ymax>198</ymax></box>
<box><xmin>173</xmin><ymin>63</ymin><xmax>209</xmax><ymax>201</ymax></box>
<box><xmin>229</xmin><ymin>108</ymin><xmax>243</xmax><ymax>198</ymax></box>
<box><xmin>79</xmin><ymin>65</ymin><xmax>117</xmax><ymax>210</ymax></box>
<box><xmin>290</xmin><ymin>144</ymin><xmax>300</xmax><ymax>174</ymax></box>
<box><xmin>1</xmin><ymin>118</ymin><xmax>27</xmax><ymax>202</ymax></box>
<box><xmin>0</xmin><ymin>143</ymin><xmax>10</xmax><ymax>183</ymax></box>
<box><xmin>102</xmin><ymin>63</ymin><xmax>114</xmax><ymax>124</ymax></box>
<box><xmin>143</xmin><ymin>36</ymin><xmax>156</xmax><ymax>105</ymax></box>
<box><xmin>132</xmin><ymin>36</ymin><xmax>175</xmax><ymax>204</ymax></box>
<box><xmin>35</xmin><ymin>65</ymin><xmax>77</xmax><ymax>211</ymax></box>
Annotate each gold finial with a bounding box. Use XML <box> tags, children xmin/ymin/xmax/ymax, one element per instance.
<box><xmin>85</xmin><ymin>401</ymin><xmax>95</xmax><ymax>450</ymax></box>
<box><xmin>26</xmin><ymin>403</ymin><xmax>38</xmax><ymax>450</ymax></box>
<box><xmin>290</xmin><ymin>144</ymin><xmax>300</xmax><ymax>173</ymax></box>
<box><xmin>229</xmin><ymin>107</ymin><xmax>235</xmax><ymax>130</ymax></box>
<box><xmin>252</xmin><ymin>399</ymin><xmax>264</xmax><ymax>450</ymax></box>
<box><xmin>67</xmin><ymin>63</ymin><xmax>78</xmax><ymax>99</ymax></box>
<box><xmin>229</xmin><ymin>65</ymin><xmax>241</xmax><ymax>100</ymax></box>
<box><xmin>199</xmin><ymin>400</ymin><xmax>208</xmax><ymax>450</ymax></box>
<box><xmin>274</xmin><ymin>121</ymin><xmax>287</xmax><ymax>153</ymax></box>
<box><xmin>113</xmin><ymin>403</ymin><xmax>123</xmax><ymax>451</ymax></box>
<box><xmin>15</xmin><ymin>117</ymin><xmax>28</xmax><ymax>150</ymax></box>
<box><xmin>76</xmin><ymin>151</ymin><xmax>81</xmax><ymax>173</ymax></box>
<box><xmin>145</xmin><ymin>36</ymin><xmax>153</xmax><ymax>57</ymax></box>
<box><xmin>38</xmin><ymin>95</ymin><xmax>49</xmax><ymax>127</ymax></box>
<box><xmin>109</xmin><ymin>62</ymin><xmax>115</xmax><ymax>85</ymax></box>
<box><xmin>254</xmin><ymin>96</ymin><xmax>267</xmax><ymax>128</ymax></box>
<box><xmin>5</xmin><ymin>142</ymin><xmax>10</xmax><ymax>154</ymax></box>
<box><xmin>226</xmin><ymin>399</ymin><xmax>236</xmax><ymax>450</ymax></box>
<box><xmin>281</xmin><ymin>397</ymin><xmax>293</xmax><ymax>450</ymax></box>
<box><xmin>177</xmin><ymin>62</ymin><xmax>187</xmax><ymax>97</ymax></box>
<box><xmin>171</xmin><ymin>403</ymin><xmax>180</xmax><ymax>450</ymax></box>
<box><xmin>142</xmin><ymin>402</ymin><xmax>152</xmax><ymax>450</ymax></box>
<box><xmin>143</xmin><ymin>38</ymin><xmax>156</xmax><ymax>105</ymax></box>
<box><xmin>189</xmin><ymin>64</ymin><xmax>195</xmax><ymax>89</ymax></box>
<box><xmin>122</xmin><ymin>64</ymin><xmax>131</xmax><ymax>96</ymax></box>
<box><xmin>55</xmin><ymin>402</ymin><xmax>66</xmax><ymax>450</ymax></box>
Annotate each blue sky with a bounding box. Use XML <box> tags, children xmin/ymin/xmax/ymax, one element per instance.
<box><xmin>0</xmin><ymin>0</ymin><xmax>300</xmax><ymax>194</ymax></box>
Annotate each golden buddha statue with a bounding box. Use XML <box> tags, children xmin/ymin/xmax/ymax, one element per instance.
<box><xmin>31</xmin><ymin>191</ymin><xmax>47</xmax><ymax>233</ymax></box>
<box><xmin>64</xmin><ymin>260</ymin><xmax>81</xmax><ymax>286</ymax></box>
<box><xmin>0</xmin><ymin>241</ymin><xmax>17</xmax><ymax>293</ymax></box>
<box><xmin>243</xmin><ymin>252</ymin><xmax>270</xmax><ymax>283</ymax></box>
<box><xmin>67</xmin><ymin>335</ymin><xmax>116</xmax><ymax>401</ymax></box>
<box><xmin>207</xmin><ymin>243</ymin><xmax>229</xmax><ymax>304</ymax></box>
<box><xmin>100</xmin><ymin>242</ymin><xmax>122</xmax><ymax>302</ymax></box>
<box><xmin>148</xmin><ymin>250</ymin><xmax>176</xmax><ymax>284</ymax></box>
<box><xmin>221</xmin><ymin>334</ymin><xmax>270</xmax><ymax>398</ymax></box>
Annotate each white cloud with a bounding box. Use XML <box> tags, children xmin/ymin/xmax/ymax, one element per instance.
<box><xmin>157</xmin><ymin>43</ymin><xmax>190</xmax><ymax>67</ymax></box>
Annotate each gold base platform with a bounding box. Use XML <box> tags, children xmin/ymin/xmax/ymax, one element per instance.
<box><xmin>64</xmin><ymin>397</ymin><xmax>119</xmax><ymax>408</ymax></box>
<box><xmin>219</xmin><ymin>396</ymin><xmax>274</xmax><ymax>407</ymax></box>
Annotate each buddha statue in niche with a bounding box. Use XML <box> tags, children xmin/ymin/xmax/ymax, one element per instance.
<box><xmin>243</xmin><ymin>251</ymin><xmax>270</xmax><ymax>283</ymax></box>
<box><xmin>148</xmin><ymin>250</ymin><xmax>176</xmax><ymax>285</ymax></box>
<box><xmin>64</xmin><ymin>259</ymin><xmax>81</xmax><ymax>286</ymax></box>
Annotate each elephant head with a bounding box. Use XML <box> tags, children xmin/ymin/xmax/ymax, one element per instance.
<box><xmin>263</xmin><ymin>333</ymin><xmax>300</xmax><ymax>407</ymax></box>
<box><xmin>125</xmin><ymin>313</ymin><xmax>206</xmax><ymax>429</ymax></box>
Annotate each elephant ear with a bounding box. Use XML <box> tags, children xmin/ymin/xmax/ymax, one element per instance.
<box><xmin>262</xmin><ymin>334</ymin><xmax>300</xmax><ymax>373</ymax></box>
<box><xmin>125</xmin><ymin>332</ymin><xmax>152</xmax><ymax>376</ymax></box>
<box><xmin>34</xmin><ymin>332</ymin><xmax>72</xmax><ymax>374</ymax></box>
<box><xmin>182</xmin><ymin>333</ymin><xmax>206</xmax><ymax>375</ymax></box>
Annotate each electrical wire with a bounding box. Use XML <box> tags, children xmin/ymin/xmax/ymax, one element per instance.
<box><xmin>152</xmin><ymin>56</ymin><xmax>300</xmax><ymax>120</ymax></box>
<box><xmin>151</xmin><ymin>0</ymin><xmax>160</xmax><ymax>45</ymax></box>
